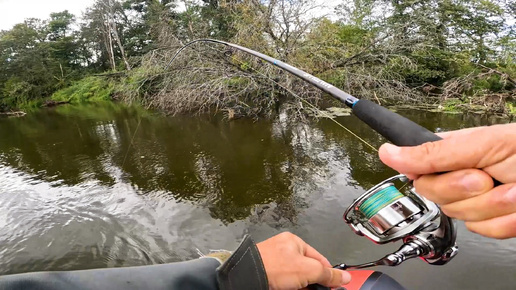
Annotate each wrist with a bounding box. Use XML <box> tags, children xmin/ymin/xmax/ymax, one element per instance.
<box><xmin>216</xmin><ymin>235</ymin><xmax>268</xmax><ymax>290</ymax></box>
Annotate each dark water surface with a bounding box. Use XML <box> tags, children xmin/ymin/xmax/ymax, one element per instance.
<box><xmin>0</xmin><ymin>103</ymin><xmax>515</xmax><ymax>289</ymax></box>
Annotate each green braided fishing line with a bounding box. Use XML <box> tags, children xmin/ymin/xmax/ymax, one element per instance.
<box><xmin>359</xmin><ymin>186</ymin><xmax>404</xmax><ymax>219</ymax></box>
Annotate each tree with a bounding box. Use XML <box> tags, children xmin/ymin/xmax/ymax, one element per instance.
<box><xmin>48</xmin><ymin>10</ymin><xmax>75</xmax><ymax>40</ymax></box>
<box><xmin>83</xmin><ymin>0</ymin><xmax>132</xmax><ymax>71</ymax></box>
<box><xmin>336</xmin><ymin>0</ymin><xmax>380</xmax><ymax>29</ymax></box>
<box><xmin>0</xmin><ymin>12</ymin><xmax>89</xmax><ymax>110</ymax></box>
<box><xmin>0</xmin><ymin>22</ymin><xmax>55</xmax><ymax>107</ymax></box>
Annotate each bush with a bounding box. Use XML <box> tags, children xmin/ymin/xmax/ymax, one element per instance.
<box><xmin>507</xmin><ymin>102</ymin><xmax>516</xmax><ymax>115</ymax></box>
<box><xmin>51</xmin><ymin>76</ymin><xmax>114</xmax><ymax>104</ymax></box>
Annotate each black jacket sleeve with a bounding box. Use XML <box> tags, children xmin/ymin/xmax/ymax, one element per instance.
<box><xmin>0</xmin><ymin>235</ymin><xmax>268</xmax><ymax>290</ymax></box>
<box><xmin>216</xmin><ymin>234</ymin><xmax>268</xmax><ymax>290</ymax></box>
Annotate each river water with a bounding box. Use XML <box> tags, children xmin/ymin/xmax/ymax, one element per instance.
<box><xmin>0</xmin><ymin>103</ymin><xmax>515</xmax><ymax>289</ymax></box>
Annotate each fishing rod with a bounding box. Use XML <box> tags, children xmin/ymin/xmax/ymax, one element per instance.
<box><xmin>166</xmin><ymin>39</ymin><xmax>442</xmax><ymax>147</ymax></box>
<box><xmin>167</xmin><ymin>39</ymin><xmax>459</xmax><ymax>285</ymax></box>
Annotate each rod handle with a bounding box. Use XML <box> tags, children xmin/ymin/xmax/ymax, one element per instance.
<box><xmin>352</xmin><ymin>99</ymin><xmax>441</xmax><ymax>146</ymax></box>
<box><xmin>351</xmin><ymin>99</ymin><xmax>501</xmax><ymax>186</ymax></box>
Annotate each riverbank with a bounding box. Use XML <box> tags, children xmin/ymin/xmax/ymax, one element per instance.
<box><xmin>3</xmin><ymin>73</ymin><xmax>515</xmax><ymax>119</ymax></box>
<box><xmin>393</xmin><ymin>97</ymin><xmax>516</xmax><ymax>117</ymax></box>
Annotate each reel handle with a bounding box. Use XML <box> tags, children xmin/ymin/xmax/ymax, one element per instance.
<box><xmin>352</xmin><ymin>99</ymin><xmax>501</xmax><ymax>186</ymax></box>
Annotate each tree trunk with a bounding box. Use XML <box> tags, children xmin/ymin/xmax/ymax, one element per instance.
<box><xmin>102</xmin><ymin>17</ymin><xmax>116</xmax><ymax>71</ymax></box>
<box><xmin>110</xmin><ymin>20</ymin><xmax>131</xmax><ymax>71</ymax></box>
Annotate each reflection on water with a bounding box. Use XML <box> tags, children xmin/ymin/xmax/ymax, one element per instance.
<box><xmin>0</xmin><ymin>103</ymin><xmax>515</xmax><ymax>289</ymax></box>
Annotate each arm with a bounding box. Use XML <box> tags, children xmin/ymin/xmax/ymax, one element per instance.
<box><xmin>0</xmin><ymin>236</ymin><xmax>261</xmax><ymax>290</ymax></box>
<box><xmin>0</xmin><ymin>233</ymin><xmax>351</xmax><ymax>290</ymax></box>
<box><xmin>0</xmin><ymin>256</ymin><xmax>222</xmax><ymax>290</ymax></box>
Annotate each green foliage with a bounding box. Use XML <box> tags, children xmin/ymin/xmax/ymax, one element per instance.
<box><xmin>472</xmin><ymin>74</ymin><xmax>504</xmax><ymax>92</ymax></box>
<box><xmin>223</xmin><ymin>77</ymin><xmax>250</xmax><ymax>88</ymax></box>
<box><xmin>506</xmin><ymin>102</ymin><xmax>516</xmax><ymax>115</ymax></box>
<box><xmin>1</xmin><ymin>0</ymin><xmax>514</xmax><ymax>116</ymax></box>
<box><xmin>113</xmin><ymin>65</ymin><xmax>163</xmax><ymax>104</ymax></box>
<box><xmin>48</xmin><ymin>10</ymin><xmax>75</xmax><ymax>40</ymax></box>
<box><xmin>239</xmin><ymin>61</ymin><xmax>251</xmax><ymax>71</ymax></box>
<box><xmin>336</xmin><ymin>0</ymin><xmax>378</xmax><ymax>29</ymax></box>
<box><xmin>442</xmin><ymin>99</ymin><xmax>464</xmax><ymax>112</ymax></box>
<box><xmin>51</xmin><ymin>77</ymin><xmax>114</xmax><ymax>104</ymax></box>
<box><xmin>0</xmin><ymin>11</ymin><xmax>90</xmax><ymax>111</ymax></box>
<box><xmin>336</xmin><ymin>24</ymin><xmax>371</xmax><ymax>46</ymax></box>
<box><xmin>1</xmin><ymin>78</ymin><xmax>32</xmax><ymax>107</ymax></box>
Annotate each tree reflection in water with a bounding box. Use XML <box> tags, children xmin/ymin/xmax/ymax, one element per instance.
<box><xmin>1</xmin><ymin>104</ymin><xmax>515</xmax><ymax>290</ymax></box>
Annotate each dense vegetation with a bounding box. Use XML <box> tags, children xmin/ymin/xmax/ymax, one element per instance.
<box><xmin>1</xmin><ymin>0</ymin><xmax>515</xmax><ymax>117</ymax></box>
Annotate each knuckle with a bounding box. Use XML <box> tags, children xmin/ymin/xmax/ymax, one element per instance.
<box><xmin>326</xmin><ymin>268</ymin><xmax>334</xmax><ymax>285</ymax></box>
<box><xmin>491</xmin><ymin>192</ymin><xmax>512</xmax><ymax>208</ymax></box>
<box><xmin>278</xmin><ymin>231</ymin><xmax>293</xmax><ymax>239</ymax></box>
<box><xmin>488</xmin><ymin>185</ymin><xmax>516</xmax><ymax>209</ymax></box>
<box><xmin>441</xmin><ymin>206</ymin><xmax>460</xmax><ymax>219</ymax></box>
<box><xmin>413</xmin><ymin>177</ymin><xmax>437</xmax><ymax>201</ymax></box>
<box><xmin>275</xmin><ymin>232</ymin><xmax>299</xmax><ymax>251</ymax></box>
<box><xmin>420</xmin><ymin>142</ymin><xmax>440</xmax><ymax>172</ymax></box>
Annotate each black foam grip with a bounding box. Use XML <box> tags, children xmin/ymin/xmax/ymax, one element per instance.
<box><xmin>352</xmin><ymin>99</ymin><xmax>442</xmax><ymax>146</ymax></box>
<box><xmin>352</xmin><ymin>99</ymin><xmax>501</xmax><ymax>186</ymax></box>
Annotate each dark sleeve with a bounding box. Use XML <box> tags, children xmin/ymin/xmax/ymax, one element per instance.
<box><xmin>216</xmin><ymin>234</ymin><xmax>268</xmax><ymax>290</ymax></box>
<box><xmin>0</xmin><ymin>258</ymin><xmax>221</xmax><ymax>290</ymax></box>
<box><xmin>0</xmin><ymin>235</ymin><xmax>268</xmax><ymax>290</ymax></box>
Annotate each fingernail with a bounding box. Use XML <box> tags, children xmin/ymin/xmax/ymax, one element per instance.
<box><xmin>383</xmin><ymin>143</ymin><xmax>401</xmax><ymax>156</ymax></box>
<box><xmin>341</xmin><ymin>271</ymin><xmax>351</xmax><ymax>284</ymax></box>
<box><xmin>460</xmin><ymin>174</ymin><xmax>485</xmax><ymax>192</ymax></box>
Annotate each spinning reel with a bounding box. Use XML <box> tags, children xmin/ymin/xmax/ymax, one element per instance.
<box><xmin>337</xmin><ymin>175</ymin><xmax>458</xmax><ymax>270</ymax></box>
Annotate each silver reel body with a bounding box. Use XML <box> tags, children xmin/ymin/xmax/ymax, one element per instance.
<box><xmin>342</xmin><ymin>175</ymin><xmax>458</xmax><ymax>267</ymax></box>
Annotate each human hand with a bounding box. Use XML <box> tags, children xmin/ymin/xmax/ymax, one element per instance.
<box><xmin>256</xmin><ymin>232</ymin><xmax>351</xmax><ymax>290</ymax></box>
<box><xmin>378</xmin><ymin>123</ymin><xmax>516</xmax><ymax>239</ymax></box>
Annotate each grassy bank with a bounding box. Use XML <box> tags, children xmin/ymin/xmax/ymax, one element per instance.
<box><xmin>17</xmin><ymin>71</ymin><xmax>515</xmax><ymax>119</ymax></box>
<box><xmin>4</xmin><ymin>59</ymin><xmax>515</xmax><ymax>119</ymax></box>
<box><xmin>50</xmin><ymin>77</ymin><xmax>115</xmax><ymax>104</ymax></box>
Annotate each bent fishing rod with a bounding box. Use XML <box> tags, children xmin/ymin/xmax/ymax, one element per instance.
<box><xmin>166</xmin><ymin>39</ymin><xmax>442</xmax><ymax>147</ymax></box>
<box><xmin>167</xmin><ymin>40</ymin><xmax>505</xmax><ymax>286</ymax></box>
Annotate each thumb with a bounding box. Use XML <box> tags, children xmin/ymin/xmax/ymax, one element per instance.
<box><xmin>309</xmin><ymin>266</ymin><xmax>351</xmax><ymax>288</ymax></box>
<box><xmin>378</xmin><ymin>133</ymin><xmax>503</xmax><ymax>175</ymax></box>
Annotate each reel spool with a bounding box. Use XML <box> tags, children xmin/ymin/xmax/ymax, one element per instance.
<box><xmin>342</xmin><ymin>175</ymin><xmax>458</xmax><ymax>267</ymax></box>
<box><xmin>344</xmin><ymin>175</ymin><xmax>439</xmax><ymax>244</ymax></box>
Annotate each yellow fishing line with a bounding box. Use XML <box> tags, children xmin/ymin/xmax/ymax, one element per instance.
<box><xmin>122</xmin><ymin>117</ymin><xmax>142</xmax><ymax>168</ymax></box>
<box><xmin>124</xmin><ymin>44</ymin><xmax>378</xmax><ymax>164</ymax></box>
<box><xmin>227</xmin><ymin>53</ymin><xmax>378</xmax><ymax>152</ymax></box>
